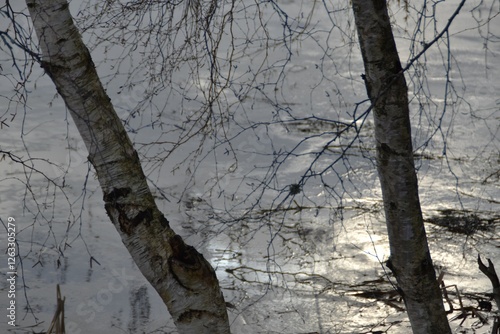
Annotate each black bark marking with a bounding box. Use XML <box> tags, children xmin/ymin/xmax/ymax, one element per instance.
<box><xmin>177</xmin><ymin>309</ymin><xmax>218</xmax><ymax>324</ymax></box>
<box><xmin>103</xmin><ymin>187</ymin><xmax>131</xmax><ymax>202</ymax></box>
<box><xmin>378</xmin><ymin>143</ymin><xmax>409</xmax><ymax>165</ymax></box>
<box><xmin>384</xmin><ymin>258</ymin><xmax>405</xmax><ymax>300</ymax></box>
<box><xmin>160</xmin><ymin>215</ymin><xmax>170</xmax><ymax>228</ymax></box>
<box><xmin>131</xmin><ymin>208</ymin><xmax>153</xmax><ymax>227</ymax></box>
<box><xmin>104</xmin><ymin>188</ymin><xmax>146</xmax><ymax>235</ymax></box>
<box><xmin>168</xmin><ymin>235</ymin><xmax>214</xmax><ymax>291</ymax></box>
<box><xmin>418</xmin><ymin>253</ymin><xmax>434</xmax><ymax>277</ymax></box>
<box><xmin>380</xmin><ymin>143</ymin><xmax>394</xmax><ymax>154</ymax></box>
<box><xmin>104</xmin><ymin>202</ymin><xmax>153</xmax><ymax>235</ymax></box>
<box><xmin>40</xmin><ymin>61</ymin><xmax>68</xmax><ymax>78</ymax></box>
<box><xmin>170</xmin><ymin>234</ymin><xmax>197</xmax><ymax>266</ymax></box>
<box><xmin>378</xmin><ymin>143</ymin><xmax>391</xmax><ymax>166</ymax></box>
<box><xmin>373</xmin><ymin>0</ymin><xmax>385</xmax><ymax>11</ymax></box>
<box><xmin>114</xmin><ymin>206</ymin><xmax>151</xmax><ymax>235</ymax></box>
<box><xmin>385</xmin><ymin>257</ymin><xmax>396</xmax><ymax>274</ymax></box>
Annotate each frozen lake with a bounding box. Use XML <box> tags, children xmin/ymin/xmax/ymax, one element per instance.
<box><xmin>1</xmin><ymin>0</ymin><xmax>499</xmax><ymax>333</ymax></box>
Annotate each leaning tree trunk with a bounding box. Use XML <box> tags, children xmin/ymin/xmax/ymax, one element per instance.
<box><xmin>26</xmin><ymin>1</ymin><xmax>230</xmax><ymax>333</ymax></box>
<box><xmin>351</xmin><ymin>1</ymin><xmax>452</xmax><ymax>333</ymax></box>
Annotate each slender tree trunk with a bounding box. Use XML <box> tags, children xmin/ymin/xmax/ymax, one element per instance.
<box><xmin>351</xmin><ymin>1</ymin><xmax>451</xmax><ymax>333</ymax></box>
<box><xmin>26</xmin><ymin>1</ymin><xmax>230</xmax><ymax>333</ymax></box>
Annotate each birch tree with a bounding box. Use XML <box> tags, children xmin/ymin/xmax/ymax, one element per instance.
<box><xmin>351</xmin><ymin>0</ymin><xmax>453</xmax><ymax>332</ymax></box>
<box><xmin>25</xmin><ymin>1</ymin><xmax>230</xmax><ymax>333</ymax></box>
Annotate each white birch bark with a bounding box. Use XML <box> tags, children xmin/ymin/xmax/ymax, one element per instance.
<box><xmin>26</xmin><ymin>1</ymin><xmax>230</xmax><ymax>333</ymax></box>
<box><xmin>351</xmin><ymin>1</ymin><xmax>452</xmax><ymax>333</ymax></box>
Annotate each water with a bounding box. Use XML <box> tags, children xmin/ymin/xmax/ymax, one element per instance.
<box><xmin>0</xmin><ymin>0</ymin><xmax>499</xmax><ymax>333</ymax></box>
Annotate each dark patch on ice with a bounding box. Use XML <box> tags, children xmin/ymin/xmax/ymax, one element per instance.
<box><xmin>426</xmin><ymin>209</ymin><xmax>498</xmax><ymax>236</ymax></box>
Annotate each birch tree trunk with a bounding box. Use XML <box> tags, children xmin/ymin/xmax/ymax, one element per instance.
<box><xmin>26</xmin><ymin>1</ymin><xmax>230</xmax><ymax>333</ymax></box>
<box><xmin>351</xmin><ymin>1</ymin><xmax>452</xmax><ymax>333</ymax></box>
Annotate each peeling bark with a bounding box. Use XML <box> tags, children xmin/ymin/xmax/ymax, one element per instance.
<box><xmin>351</xmin><ymin>1</ymin><xmax>452</xmax><ymax>333</ymax></box>
<box><xmin>26</xmin><ymin>1</ymin><xmax>230</xmax><ymax>333</ymax></box>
